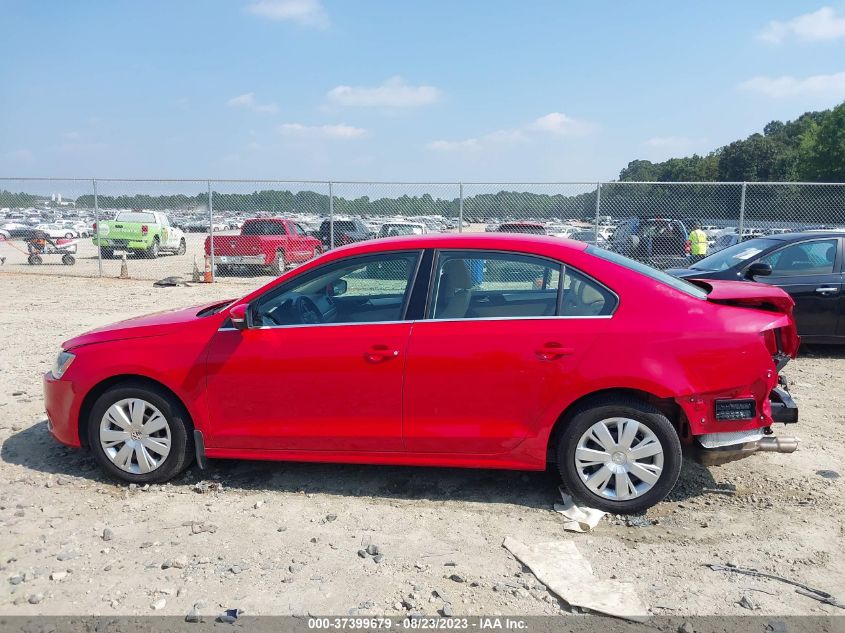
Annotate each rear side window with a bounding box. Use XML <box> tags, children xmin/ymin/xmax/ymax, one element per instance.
<box><xmin>242</xmin><ymin>221</ymin><xmax>285</xmax><ymax>236</ymax></box>
<box><xmin>561</xmin><ymin>268</ymin><xmax>617</xmax><ymax>316</ymax></box>
<box><xmin>759</xmin><ymin>239</ymin><xmax>838</xmax><ymax>276</ymax></box>
<box><xmin>430</xmin><ymin>251</ymin><xmax>561</xmax><ymax>320</ymax></box>
<box><xmin>115</xmin><ymin>212</ymin><xmax>156</xmax><ymax>223</ymax></box>
<box><xmin>587</xmin><ymin>245</ymin><xmax>708</xmax><ymax>299</ymax></box>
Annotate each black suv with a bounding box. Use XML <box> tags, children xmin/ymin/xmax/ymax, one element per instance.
<box><xmin>610</xmin><ymin>218</ymin><xmax>689</xmax><ymax>269</ymax></box>
<box><xmin>316</xmin><ymin>219</ymin><xmax>373</xmax><ymax>248</ymax></box>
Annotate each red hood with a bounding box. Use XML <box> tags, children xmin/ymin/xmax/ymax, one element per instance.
<box><xmin>62</xmin><ymin>300</ymin><xmax>231</xmax><ymax>350</ymax></box>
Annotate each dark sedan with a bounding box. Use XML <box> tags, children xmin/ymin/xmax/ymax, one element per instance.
<box><xmin>667</xmin><ymin>231</ymin><xmax>844</xmax><ymax>344</ymax></box>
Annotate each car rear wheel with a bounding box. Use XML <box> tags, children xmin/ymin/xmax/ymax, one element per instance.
<box><xmin>271</xmin><ymin>249</ymin><xmax>285</xmax><ymax>275</ymax></box>
<box><xmin>557</xmin><ymin>397</ymin><xmax>681</xmax><ymax>514</ymax></box>
<box><xmin>87</xmin><ymin>382</ymin><xmax>194</xmax><ymax>484</ymax></box>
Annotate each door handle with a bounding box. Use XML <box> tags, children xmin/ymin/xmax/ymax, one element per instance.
<box><xmin>365</xmin><ymin>345</ymin><xmax>399</xmax><ymax>363</ymax></box>
<box><xmin>815</xmin><ymin>286</ymin><xmax>839</xmax><ymax>295</ymax></box>
<box><xmin>535</xmin><ymin>342</ymin><xmax>574</xmax><ymax>360</ymax></box>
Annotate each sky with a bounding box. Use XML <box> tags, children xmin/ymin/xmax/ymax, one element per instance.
<box><xmin>2</xmin><ymin>0</ymin><xmax>845</xmax><ymax>182</ymax></box>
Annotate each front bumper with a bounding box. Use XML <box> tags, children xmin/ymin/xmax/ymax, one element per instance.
<box><xmin>43</xmin><ymin>372</ymin><xmax>82</xmax><ymax>447</ymax></box>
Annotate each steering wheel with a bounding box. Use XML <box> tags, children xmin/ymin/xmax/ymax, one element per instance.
<box><xmin>295</xmin><ymin>295</ymin><xmax>323</xmax><ymax>325</ymax></box>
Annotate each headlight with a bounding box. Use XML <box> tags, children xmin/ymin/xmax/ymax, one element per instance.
<box><xmin>52</xmin><ymin>351</ymin><xmax>75</xmax><ymax>379</ymax></box>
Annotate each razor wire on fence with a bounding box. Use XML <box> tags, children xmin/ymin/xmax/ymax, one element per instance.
<box><xmin>1</xmin><ymin>178</ymin><xmax>844</xmax><ymax>284</ymax></box>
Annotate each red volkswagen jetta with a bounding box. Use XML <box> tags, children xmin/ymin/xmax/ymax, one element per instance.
<box><xmin>44</xmin><ymin>234</ymin><xmax>800</xmax><ymax>513</ymax></box>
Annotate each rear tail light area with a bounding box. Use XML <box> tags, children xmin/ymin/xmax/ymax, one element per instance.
<box><xmin>762</xmin><ymin>329</ymin><xmax>778</xmax><ymax>356</ymax></box>
<box><xmin>141</xmin><ymin>224</ymin><xmax>149</xmax><ymax>235</ymax></box>
<box><xmin>715</xmin><ymin>398</ymin><xmax>756</xmax><ymax>421</ymax></box>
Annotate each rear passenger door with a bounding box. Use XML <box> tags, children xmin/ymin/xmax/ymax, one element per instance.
<box><xmin>402</xmin><ymin>250</ymin><xmax>617</xmax><ymax>455</ymax></box>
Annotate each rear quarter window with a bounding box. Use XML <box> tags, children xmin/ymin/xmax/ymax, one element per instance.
<box><xmin>586</xmin><ymin>246</ymin><xmax>708</xmax><ymax>299</ymax></box>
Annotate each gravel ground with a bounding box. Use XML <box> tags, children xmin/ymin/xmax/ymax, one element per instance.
<box><xmin>0</xmin><ymin>273</ymin><xmax>843</xmax><ymax>618</ymax></box>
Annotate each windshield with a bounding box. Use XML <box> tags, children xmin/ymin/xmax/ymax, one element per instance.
<box><xmin>691</xmin><ymin>238</ymin><xmax>779</xmax><ymax>272</ymax></box>
<box><xmin>586</xmin><ymin>246</ymin><xmax>708</xmax><ymax>299</ymax></box>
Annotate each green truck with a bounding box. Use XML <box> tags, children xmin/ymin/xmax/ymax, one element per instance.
<box><xmin>92</xmin><ymin>211</ymin><xmax>187</xmax><ymax>259</ymax></box>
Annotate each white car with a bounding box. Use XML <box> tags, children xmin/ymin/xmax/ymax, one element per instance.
<box><xmin>35</xmin><ymin>224</ymin><xmax>79</xmax><ymax>239</ymax></box>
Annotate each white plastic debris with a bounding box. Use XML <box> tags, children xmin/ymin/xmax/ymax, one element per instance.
<box><xmin>553</xmin><ymin>487</ymin><xmax>605</xmax><ymax>532</ymax></box>
<box><xmin>503</xmin><ymin>537</ymin><xmax>647</xmax><ymax>620</ymax></box>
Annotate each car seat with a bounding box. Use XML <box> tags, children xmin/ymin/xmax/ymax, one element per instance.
<box><xmin>436</xmin><ymin>259</ymin><xmax>473</xmax><ymax>319</ymax></box>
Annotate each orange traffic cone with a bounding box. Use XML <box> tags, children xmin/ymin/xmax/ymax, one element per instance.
<box><xmin>203</xmin><ymin>255</ymin><xmax>212</xmax><ymax>283</ymax></box>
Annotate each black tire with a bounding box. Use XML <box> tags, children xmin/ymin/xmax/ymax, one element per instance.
<box><xmin>27</xmin><ymin>254</ymin><xmax>43</xmax><ymax>265</ymax></box>
<box><xmin>65</xmin><ymin>232</ymin><xmax>74</xmax><ymax>239</ymax></box>
<box><xmin>177</xmin><ymin>238</ymin><xmax>186</xmax><ymax>256</ymax></box>
<box><xmin>62</xmin><ymin>254</ymin><xmax>76</xmax><ymax>265</ymax></box>
<box><xmin>100</xmin><ymin>248</ymin><xmax>114</xmax><ymax>259</ymax></box>
<box><xmin>87</xmin><ymin>381</ymin><xmax>194</xmax><ymax>484</ymax></box>
<box><xmin>556</xmin><ymin>396</ymin><xmax>682</xmax><ymax>514</ymax></box>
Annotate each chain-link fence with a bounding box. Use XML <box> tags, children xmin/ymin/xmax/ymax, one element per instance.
<box><xmin>1</xmin><ymin>179</ymin><xmax>844</xmax><ymax>283</ymax></box>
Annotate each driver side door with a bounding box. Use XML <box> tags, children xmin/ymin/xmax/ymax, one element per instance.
<box><xmin>204</xmin><ymin>250</ymin><xmax>422</xmax><ymax>452</ymax></box>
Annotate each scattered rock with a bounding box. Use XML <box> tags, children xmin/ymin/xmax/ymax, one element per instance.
<box><xmin>9</xmin><ymin>575</ymin><xmax>23</xmax><ymax>585</ymax></box>
<box><xmin>449</xmin><ymin>573</ymin><xmax>465</xmax><ymax>583</ymax></box>
<box><xmin>194</xmin><ymin>481</ymin><xmax>222</xmax><ymax>494</ymax></box>
<box><xmin>50</xmin><ymin>571</ymin><xmax>67</xmax><ymax>581</ymax></box>
<box><xmin>816</xmin><ymin>470</ymin><xmax>840</xmax><ymax>479</ymax></box>
<box><xmin>56</xmin><ymin>550</ymin><xmax>78</xmax><ymax>561</ymax></box>
<box><xmin>28</xmin><ymin>593</ymin><xmax>44</xmax><ymax>605</ymax></box>
<box><xmin>152</xmin><ymin>598</ymin><xmax>166</xmax><ymax>611</ymax></box>
<box><xmin>102</xmin><ymin>528</ymin><xmax>113</xmax><ymax>541</ymax></box>
<box><xmin>678</xmin><ymin>623</ymin><xmax>695</xmax><ymax>633</ymax></box>
<box><xmin>625</xmin><ymin>516</ymin><xmax>651</xmax><ymax>528</ymax></box>
<box><xmin>373</xmin><ymin>554</ymin><xmax>384</xmax><ymax>564</ymax></box>
<box><xmin>357</xmin><ymin>550</ymin><xmax>368</xmax><ymax>559</ymax></box>
<box><xmin>441</xmin><ymin>603</ymin><xmax>454</xmax><ymax>617</ymax></box>
<box><xmin>366</xmin><ymin>544</ymin><xmax>381</xmax><ymax>556</ymax></box>
<box><xmin>254</xmin><ymin>500</ymin><xmax>264</xmax><ymax>509</ymax></box>
<box><xmin>738</xmin><ymin>595</ymin><xmax>757</xmax><ymax>610</ymax></box>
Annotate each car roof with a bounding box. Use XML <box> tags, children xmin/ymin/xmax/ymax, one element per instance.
<box><xmin>764</xmin><ymin>230</ymin><xmax>845</xmax><ymax>241</ymax></box>
<box><xmin>326</xmin><ymin>232</ymin><xmax>589</xmax><ymax>255</ymax></box>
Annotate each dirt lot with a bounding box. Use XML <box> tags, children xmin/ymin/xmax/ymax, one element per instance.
<box><xmin>0</xmin><ymin>273</ymin><xmax>843</xmax><ymax>619</ymax></box>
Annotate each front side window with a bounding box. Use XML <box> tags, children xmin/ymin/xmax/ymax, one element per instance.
<box><xmin>430</xmin><ymin>251</ymin><xmax>561</xmax><ymax>320</ymax></box>
<box><xmin>759</xmin><ymin>239</ymin><xmax>838</xmax><ymax>276</ymax></box>
<box><xmin>252</xmin><ymin>252</ymin><xmax>420</xmax><ymax>327</ymax></box>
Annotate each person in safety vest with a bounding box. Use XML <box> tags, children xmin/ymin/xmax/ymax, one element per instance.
<box><xmin>688</xmin><ymin>222</ymin><xmax>708</xmax><ymax>263</ymax></box>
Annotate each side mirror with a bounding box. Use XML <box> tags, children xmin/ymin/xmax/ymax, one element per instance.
<box><xmin>330</xmin><ymin>279</ymin><xmax>348</xmax><ymax>296</ymax></box>
<box><xmin>745</xmin><ymin>261</ymin><xmax>772</xmax><ymax>279</ymax></box>
<box><xmin>229</xmin><ymin>303</ymin><xmax>250</xmax><ymax>330</ymax></box>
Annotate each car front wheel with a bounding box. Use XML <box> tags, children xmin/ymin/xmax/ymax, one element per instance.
<box><xmin>87</xmin><ymin>382</ymin><xmax>193</xmax><ymax>484</ymax></box>
<box><xmin>557</xmin><ymin>397</ymin><xmax>681</xmax><ymax>514</ymax></box>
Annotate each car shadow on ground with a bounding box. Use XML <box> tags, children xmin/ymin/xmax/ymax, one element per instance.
<box><xmin>2</xmin><ymin>419</ymin><xmax>726</xmax><ymax>513</ymax></box>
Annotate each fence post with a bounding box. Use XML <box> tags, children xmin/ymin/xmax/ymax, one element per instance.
<box><xmin>458</xmin><ymin>182</ymin><xmax>464</xmax><ymax>233</ymax></box>
<box><xmin>593</xmin><ymin>182</ymin><xmax>602</xmax><ymax>245</ymax></box>
<box><xmin>329</xmin><ymin>181</ymin><xmax>335</xmax><ymax>249</ymax></box>
<box><xmin>208</xmin><ymin>181</ymin><xmax>215</xmax><ymax>282</ymax></box>
<box><xmin>738</xmin><ymin>182</ymin><xmax>747</xmax><ymax>238</ymax></box>
<box><xmin>93</xmin><ymin>178</ymin><xmax>102</xmax><ymax>277</ymax></box>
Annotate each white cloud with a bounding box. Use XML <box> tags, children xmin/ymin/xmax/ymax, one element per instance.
<box><xmin>428</xmin><ymin>111</ymin><xmax>595</xmax><ymax>153</ymax></box>
<box><xmin>528</xmin><ymin>112</ymin><xmax>597</xmax><ymax>137</ymax></box>
<box><xmin>327</xmin><ymin>76</ymin><xmax>441</xmax><ymax>108</ymax></box>
<box><xmin>245</xmin><ymin>0</ymin><xmax>328</xmax><ymax>28</ymax></box>
<box><xmin>738</xmin><ymin>71</ymin><xmax>845</xmax><ymax>98</ymax></box>
<box><xmin>758</xmin><ymin>7</ymin><xmax>845</xmax><ymax>43</ymax></box>
<box><xmin>227</xmin><ymin>92</ymin><xmax>279</xmax><ymax>113</ymax></box>
<box><xmin>278</xmin><ymin>123</ymin><xmax>367</xmax><ymax>140</ymax></box>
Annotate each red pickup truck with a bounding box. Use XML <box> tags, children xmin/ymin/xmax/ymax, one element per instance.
<box><xmin>205</xmin><ymin>218</ymin><xmax>322</xmax><ymax>275</ymax></box>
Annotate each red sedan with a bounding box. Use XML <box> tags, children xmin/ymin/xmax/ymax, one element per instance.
<box><xmin>44</xmin><ymin>234</ymin><xmax>800</xmax><ymax>513</ymax></box>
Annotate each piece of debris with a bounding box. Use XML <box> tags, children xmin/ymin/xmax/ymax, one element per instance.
<box><xmin>624</xmin><ymin>516</ymin><xmax>651</xmax><ymax>528</ymax></box>
<box><xmin>190</xmin><ymin>522</ymin><xmax>218</xmax><ymax>535</ymax></box>
<box><xmin>816</xmin><ymin>470</ymin><xmax>840</xmax><ymax>479</ymax></box>
<box><xmin>185</xmin><ymin>604</ymin><xmax>202</xmax><ymax>623</ymax></box>
<box><xmin>154</xmin><ymin>276</ymin><xmax>192</xmax><ymax>287</ymax></box>
<box><xmin>708</xmin><ymin>564</ymin><xmax>845</xmax><ymax>609</ymax></box>
<box><xmin>194</xmin><ymin>481</ymin><xmax>222</xmax><ymax>494</ymax></box>
<box><xmin>217</xmin><ymin>608</ymin><xmax>242</xmax><ymax>623</ymax></box>
<box><xmin>738</xmin><ymin>595</ymin><xmax>757</xmax><ymax>610</ymax></box>
<box><xmin>503</xmin><ymin>537</ymin><xmax>647</xmax><ymax>620</ymax></box>
<box><xmin>553</xmin><ymin>487</ymin><xmax>606</xmax><ymax>532</ymax></box>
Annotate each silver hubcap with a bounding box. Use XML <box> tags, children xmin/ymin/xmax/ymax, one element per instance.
<box><xmin>575</xmin><ymin>417</ymin><xmax>664</xmax><ymax>501</ymax></box>
<box><xmin>99</xmin><ymin>398</ymin><xmax>171</xmax><ymax>474</ymax></box>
